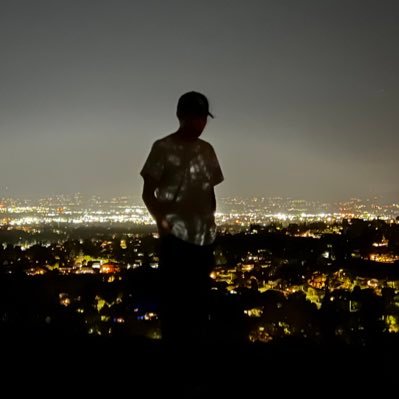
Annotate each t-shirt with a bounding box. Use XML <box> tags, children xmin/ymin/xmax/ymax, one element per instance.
<box><xmin>140</xmin><ymin>132</ymin><xmax>224</xmax><ymax>246</ymax></box>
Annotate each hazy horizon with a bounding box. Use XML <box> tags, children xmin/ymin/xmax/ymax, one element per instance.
<box><xmin>0</xmin><ymin>189</ymin><xmax>397</xmax><ymax>206</ymax></box>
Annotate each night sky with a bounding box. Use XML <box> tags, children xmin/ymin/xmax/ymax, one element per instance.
<box><xmin>1</xmin><ymin>1</ymin><xmax>398</xmax><ymax>201</ymax></box>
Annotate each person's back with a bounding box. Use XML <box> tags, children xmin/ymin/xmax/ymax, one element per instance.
<box><xmin>143</xmin><ymin>131</ymin><xmax>222</xmax><ymax>244</ymax></box>
<box><xmin>140</xmin><ymin>91</ymin><xmax>224</xmax><ymax>352</ymax></box>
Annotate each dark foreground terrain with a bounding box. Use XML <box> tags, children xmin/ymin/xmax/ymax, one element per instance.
<box><xmin>2</xmin><ymin>335</ymin><xmax>397</xmax><ymax>398</ymax></box>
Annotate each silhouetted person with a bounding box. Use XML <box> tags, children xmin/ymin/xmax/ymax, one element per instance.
<box><xmin>140</xmin><ymin>91</ymin><xmax>224</xmax><ymax>356</ymax></box>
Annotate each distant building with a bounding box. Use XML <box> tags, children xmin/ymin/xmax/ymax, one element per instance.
<box><xmin>100</xmin><ymin>262</ymin><xmax>120</xmax><ymax>274</ymax></box>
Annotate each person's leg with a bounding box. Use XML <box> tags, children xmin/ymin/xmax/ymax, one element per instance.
<box><xmin>180</xmin><ymin>242</ymin><xmax>215</xmax><ymax>391</ymax></box>
<box><xmin>183</xmin><ymin>242</ymin><xmax>212</xmax><ymax>339</ymax></box>
<box><xmin>159</xmin><ymin>236</ymin><xmax>214</xmax><ymax>347</ymax></box>
<box><xmin>159</xmin><ymin>234</ymin><xmax>184</xmax><ymax>347</ymax></box>
<box><xmin>158</xmin><ymin>236</ymin><xmax>216</xmax><ymax>393</ymax></box>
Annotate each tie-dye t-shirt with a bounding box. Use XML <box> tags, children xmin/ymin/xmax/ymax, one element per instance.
<box><xmin>140</xmin><ymin>133</ymin><xmax>224</xmax><ymax>245</ymax></box>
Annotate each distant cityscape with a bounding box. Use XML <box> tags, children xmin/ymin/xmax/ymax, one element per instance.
<box><xmin>1</xmin><ymin>193</ymin><xmax>399</xmax><ymax>345</ymax></box>
<box><xmin>1</xmin><ymin>193</ymin><xmax>398</xmax><ymax>227</ymax></box>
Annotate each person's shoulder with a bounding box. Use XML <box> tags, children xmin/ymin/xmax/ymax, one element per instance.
<box><xmin>151</xmin><ymin>133</ymin><xmax>176</xmax><ymax>148</ymax></box>
<box><xmin>158</xmin><ymin>132</ymin><xmax>176</xmax><ymax>142</ymax></box>
<box><xmin>197</xmin><ymin>138</ymin><xmax>216</xmax><ymax>153</ymax></box>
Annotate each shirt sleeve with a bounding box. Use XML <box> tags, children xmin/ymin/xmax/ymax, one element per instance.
<box><xmin>140</xmin><ymin>141</ymin><xmax>165</xmax><ymax>183</ymax></box>
<box><xmin>208</xmin><ymin>144</ymin><xmax>224</xmax><ymax>186</ymax></box>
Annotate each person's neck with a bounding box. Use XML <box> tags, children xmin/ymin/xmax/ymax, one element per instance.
<box><xmin>174</xmin><ymin>127</ymin><xmax>199</xmax><ymax>142</ymax></box>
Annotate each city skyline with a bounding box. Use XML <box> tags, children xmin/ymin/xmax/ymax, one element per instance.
<box><xmin>1</xmin><ymin>1</ymin><xmax>398</xmax><ymax>201</ymax></box>
<box><xmin>1</xmin><ymin>193</ymin><xmax>399</xmax><ymax>229</ymax></box>
<box><xmin>1</xmin><ymin>190</ymin><xmax>398</xmax><ymax>205</ymax></box>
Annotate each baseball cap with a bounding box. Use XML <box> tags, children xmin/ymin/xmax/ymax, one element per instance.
<box><xmin>176</xmin><ymin>91</ymin><xmax>214</xmax><ymax>118</ymax></box>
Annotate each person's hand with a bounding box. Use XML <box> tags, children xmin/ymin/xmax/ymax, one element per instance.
<box><xmin>157</xmin><ymin>218</ymin><xmax>172</xmax><ymax>235</ymax></box>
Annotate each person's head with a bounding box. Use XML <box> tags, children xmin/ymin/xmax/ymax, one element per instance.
<box><xmin>176</xmin><ymin>91</ymin><xmax>214</xmax><ymax>139</ymax></box>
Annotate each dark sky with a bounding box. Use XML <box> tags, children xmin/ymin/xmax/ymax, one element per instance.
<box><xmin>1</xmin><ymin>0</ymin><xmax>398</xmax><ymax>201</ymax></box>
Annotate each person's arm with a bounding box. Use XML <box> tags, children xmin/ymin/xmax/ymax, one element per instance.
<box><xmin>140</xmin><ymin>140</ymin><xmax>172</xmax><ymax>234</ymax></box>
<box><xmin>141</xmin><ymin>176</ymin><xmax>171</xmax><ymax>234</ymax></box>
<box><xmin>211</xmin><ymin>187</ymin><xmax>216</xmax><ymax>213</ymax></box>
<box><xmin>208</xmin><ymin>144</ymin><xmax>223</xmax><ymax>214</ymax></box>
